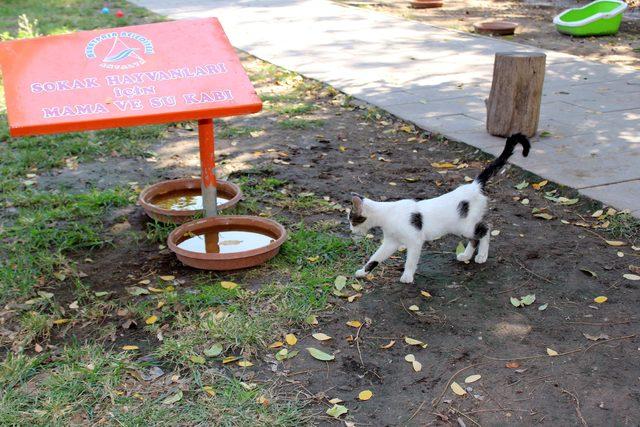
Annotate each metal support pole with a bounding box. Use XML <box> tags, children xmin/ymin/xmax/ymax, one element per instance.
<box><xmin>198</xmin><ymin>118</ymin><xmax>217</xmax><ymax>217</ymax></box>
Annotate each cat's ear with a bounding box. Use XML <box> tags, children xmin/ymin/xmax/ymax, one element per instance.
<box><xmin>351</xmin><ymin>193</ymin><xmax>363</xmax><ymax>215</ymax></box>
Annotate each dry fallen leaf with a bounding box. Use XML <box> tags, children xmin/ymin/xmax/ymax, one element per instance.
<box><xmin>412</xmin><ymin>360</ymin><xmax>422</xmax><ymax>372</ymax></box>
<box><xmin>269</xmin><ymin>341</ymin><xmax>284</xmax><ymax>349</ymax></box>
<box><xmin>237</xmin><ymin>360</ymin><xmax>254</xmax><ymax>367</ymax></box>
<box><xmin>220</xmin><ymin>281</ymin><xmax>238</xmax><ymax>290</ymax></box>
<box><xmin>159</xmin><ymin>275</ymin><xmax>175</xmax><ymax>281</ymax></box>
<box><xmin>591</xmin><ymin>209</ymin><xmax>604</xmax><ymax>217</ymax></box>
<box><xmin>358</xmin><ymin>390</ymin><xmax>373</xmax><ymax>401</ymax></box>
<box><xmin>583</xmin><ymin>332</ymin><xmax>610</xmax><ymax>341</ymax></box>
<box><xmin>593</xmin><ymin>296</ymin><xmax>608</xmax><ymax>304</ymax></box>
<box><xmin>623</xmin><ymin>274</ymin><xmax>640</xmax><ymax>281</ymax></box>
<box><xmin>546</xmin><ymin>348</ymin><xmax>559</xmax><ymax>356</ymax></box>
<box><xmin>420</xmin><ymin>290</ymin><xmax>432</xmax><ymax>298</ymax></box>
<box><xmin>328</xmin><ymin>398</ymin><xmax>343</xmax><ymax>404</ymax></box>
<box><xmin>405</xmin><ymin>337</ymin><xmax>428</xmax><ymax>348</ymax></box>
<box><xmin>408</xmin><ymin>305</ymin><xmax>420</xmax><ymax>311</ymax></box>
<box><xmin>122</xmin><ymin>345</ymin><xmax>139</xmax><ymax>351</ymax></box>
<box><xmin>380</xmin><ymin>340</ymin><xmax>396</xmax><ymax>349</ymax></box>
<box><xmin>285</xmin><ymin>333</ymin><xmax>298</xmax><ymax>346</ymax></box>
<box><xmin>145</xmin><ymin>315</ymin><xmax>158</xmax><ymax>325</ymax></box>
<box><xmin>451</xmin><ymin>382</ymin><xmax>467</xmax><ymax>396</ymax></box>
<box><xmin>222</xmin><ymin>356</ymin><xmax>240</xmax><ymax>364</ymax></box>
<box><xmin>312</xmin><ymin>333</ymin><xmax>332</xmax><ymax>341</ymax></box>
<box><xmin>404</xmin><ymin>354</ymin><xmax>416</xmax><ymax>363</ymax></box>
<box><xmin>202</xmin><ymin>386</ymin><xmax>216</xmax><ymax>397</ymax></box>
<box><xmin>532</xmin><ymin>180</ymin><xmax>548</xmax><ymax>190</ymax></box>
<box><xmin>605</xmin><ymin>240</ymin><xmax>626</xmax><ymax>247</ymax></box>
<box><xmin>465</xmin><ymin>374</ymin><xmax>481</xmax><ymax>384</ymax></box>
<box><xmin>346</xmin><ymin>320</ymin><xmax>362</xmax><ymax>328</ymax></box>
<box><xmin>505</xmin><ymin>361</ymin><xmax>521</xmax><ymax>369</ymax></box>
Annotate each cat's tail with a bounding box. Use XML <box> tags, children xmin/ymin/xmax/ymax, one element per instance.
<box><xmin>475</xmin><ymin>133</ymin><xmax>530</xmax><ymax>189</ymax></box>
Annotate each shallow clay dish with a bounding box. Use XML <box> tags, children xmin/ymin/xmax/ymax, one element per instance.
<box><xmin>167</xmin><ymin>216</ymin><xmax>287</xmax><ymax>270</ymax></box>
<box><xmin>139</xmin><ymin>178</ymin><xmax>241</xmax><ymax>224</ymax></box>
<box><xmin>473</xmin><ymin>21</ymin><xmax>518</xmax><ymax>36</ymax></box>
<box><xmin>410</xmin><ymin>0</ymin><xmax>443</xmax><ymax>9</ymax></box>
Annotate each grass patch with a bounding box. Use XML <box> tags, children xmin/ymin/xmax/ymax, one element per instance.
<box><xmin>607</xmin><ymin>212</ymin><xmax>640</xmax><ymax>243</ymax></box>
<box><xmin>0</xmin><ymin>0</ymin><xmax>162</xmax><ymax>40</ymax></box>
<box><xmin>215</xmin><ymin>122</ymin><xmax>260</xmax><ymax>139</ymax></box>
<box><xmin>0</xmin><ymin>187</ymin><xmax>134</xmax><ymax>303</ymax></box>
<box><xmin>278</xmin><ymin>118</ymin><xmax>325</xmax><ymax>130</ymax></box>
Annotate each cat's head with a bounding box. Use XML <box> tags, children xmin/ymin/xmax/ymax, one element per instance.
<box><xmin>348</xmin><ymin>193</ymin><xmax>370</xmax><ymax>235</ymax></box>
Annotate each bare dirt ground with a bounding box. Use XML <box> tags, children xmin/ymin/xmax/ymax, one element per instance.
<box><xmin>335</xmin><ymin>0</ymin><xmax>640</xmax><ymax>68</ymax></box>
<box><xmin>26</xmin><ymin>51</ymin><xmax>640</xmax><ymax>425</ymax></box>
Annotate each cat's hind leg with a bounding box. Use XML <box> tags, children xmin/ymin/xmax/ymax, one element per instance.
<box><xmin>474</xmin><ymin>223</ymin><xmax>490</xmax><ymax>264</ymax></box>
<box><xmin>456</xmin><ymin>240</ymin><xmax>477</xmax><ymax>262</ymax></box>
<box><xmin>355</xmin><ymin>239</ymin><xmax>399</xmax><ymax>278</ymax></box>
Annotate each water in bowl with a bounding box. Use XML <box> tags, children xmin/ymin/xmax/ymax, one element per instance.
<box><xmin>177</xmin><ymin>230</ymin><xmax>275</xmax><ymax>254</ymax></box>
<box><xmin>152</xmin><ymin>189</ymin><xmax>229</xmax><ymax>211</ymax></box>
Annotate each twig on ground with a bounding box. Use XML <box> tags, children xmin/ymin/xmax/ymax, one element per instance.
<box><xmin>496</xmin><ymin>282</ymin><xmax>529</xmax><ymax>295</ymax></box>
<box><xmin>465</xmin><ymin>408</ymin><xmax>532</xmax><ymax>415</ymax></box>
<box><xmin>449</xmin><ymin>407</ymin><xmax>481</xmax><ymax>427</ymax></box>
<box><xmin>405</xmin><ymin>400</ymin><xmax>427</xmax><ymax>424</ymax></box>
<box><xmin>484</xmin><ymin>334</ymin><xmax>636</xmax><ymax>361</ymax></box>
<box><xmin>562</xmin><ymin>389</ymin><xmax>588</xmax><ymax>426</ymax></box>
<box><xmin>432</xmin><ymin>363</ymin><xmax>484</xmax><ymax>407</ymax></box>
<box><xmin>512</xmin><ymin>257</ymin><xmax>558</xmax><ymax>286</ymax></box>
<box><xmin>565</xmin><ymin>320</ymin><xmax>633</xmax><ymax>326</ymax></box>
<box><xmin>355</xmin><ymin>324</ymin><xmax>365</xmax><ymax>367</ymax></box>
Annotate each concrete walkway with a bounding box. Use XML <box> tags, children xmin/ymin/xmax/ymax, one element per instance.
<box><xmin>134</xmin><ymin>0</ymin><xmax>640</xmax><ymax>216</ymax></box>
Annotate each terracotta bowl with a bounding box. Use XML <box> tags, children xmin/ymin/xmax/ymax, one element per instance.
<box><xmin>410</xmin><ymin>0</ymin><xmax>443</xmax><ymax>9</ymax></box>
<box><xmin>167</xmin><ymin>216</ymin><xmax>287</xmax><ymax>270</ymax></box>
<box><xmin>139</xmin><ymin>178</ymin><xmax>242</xmax><ymax>224</ymax></box>
<box><xmin>473</xmin><ymin>21</ymin><xmax>518</xmax><ymax>36</ymax></box>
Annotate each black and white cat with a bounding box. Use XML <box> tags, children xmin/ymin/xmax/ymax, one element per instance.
<box><xmin>348</xmin><ymin>134</ymin><xmax>530</xmax><ymax>284</ymax></box>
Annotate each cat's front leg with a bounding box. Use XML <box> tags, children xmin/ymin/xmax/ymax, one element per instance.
<box><xmin>400</xmin><ymin>242</ymin><xmax>423</xmax><ymax>284</ymax></box>
<box><xmin>355</xmin><ymin>239</ymin><xmax>399</xmax><ymax>278</ymax></box>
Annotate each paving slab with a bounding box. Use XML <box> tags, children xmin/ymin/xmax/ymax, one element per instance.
<box><xmin>132</xmin><ymin>0</ymin><xmax>640</xmax><ymax>216</ymax></box>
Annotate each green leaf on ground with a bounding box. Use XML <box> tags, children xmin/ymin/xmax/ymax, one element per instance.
<box><xmin>307</xmin><ymin>347</ymin><xmax>335</xmax><ymax>361</ymax></box>
<box><xmin>326</xmin><ymin>404</ymin><xmax>348</xmax><ymax>418</ymax></box>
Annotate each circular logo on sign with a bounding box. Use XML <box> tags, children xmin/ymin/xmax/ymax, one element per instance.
<box><xmin>85</xmin><ymin>31</ymin><xmax>154</xmax><ymax>70</ymax></box>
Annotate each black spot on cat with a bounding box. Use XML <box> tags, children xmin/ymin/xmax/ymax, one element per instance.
<box><xmin>410</xmin><ymin>212</ymin><xmax>423</xmax><ymax>230</ymax></box>
<box><xmin>474</xmin><ymin>222</ymin><xmax>488</xmax><ymax>239</ymax></box>
<box><xmin>349</xmin><ymin>211</ymin><xmax>367</xmax><ymax>225</ymax></box>
<box><xmin>364</xmin><ymin>261</ymin><xmax>379</xmax><ymax>272</ymax></box>
<box><xmin>457</xmin><ymin>200</ymin><xmax>470</xmax><ymax>218</ymax></box>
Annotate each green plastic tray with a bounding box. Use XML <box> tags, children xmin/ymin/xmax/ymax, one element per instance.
<box><xmin>553</xmin><ymin>0</ymin><xmax>627</xmax><ymax>36</ymax></box>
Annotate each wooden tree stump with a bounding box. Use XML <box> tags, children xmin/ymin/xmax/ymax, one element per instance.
<box><xmin>486</xmin><ymin>52</ymin><xmax>546</xmax><ymax>137</ymax></box>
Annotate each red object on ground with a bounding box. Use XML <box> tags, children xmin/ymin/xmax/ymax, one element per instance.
<box><xmin>0</xmin><ymin>18</ymin><xmax>262</xmax><ymax>137</ymax></box>
<box><xmin>116</xmin><ymin>9</ymin><xmax>124</xmax><ymax>18</ymax></box>
<box><xmin>410</xmin><ymin>0</ymin><xmax>443</xmax><ymax>9</ymax></box>
<box><xmin>473</xmin><ymin>21</ymin><xmax>518</xmax><ymax>36</ymax></box>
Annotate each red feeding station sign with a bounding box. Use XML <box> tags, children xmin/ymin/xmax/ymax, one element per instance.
<box><xmin>0</xmin><ymin>19</ymin><xmax>287</xmax><ymax>271</ymax></box>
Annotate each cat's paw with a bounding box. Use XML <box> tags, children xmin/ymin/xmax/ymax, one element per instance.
<box><xmin>457</xmin><ymin>253</ymin><xmax>473</xmax><ymax>263</ymax></box>
<box><xmin>355</xmin><ymin>269</ymin><xmax>367</xmax><ymax>278</ymax></box>
<box><xmin>474</xmin><ymin>252</ymin><xmax>488</xmax><ymax>264</ymax></box>
<box><xmin>400</xmin><ymin>272</ymin><xmax>414</xmax><ymax>284</ymax></box>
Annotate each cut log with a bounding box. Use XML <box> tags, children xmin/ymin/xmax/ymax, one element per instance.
<box><xmin>486</xmin><ymin>52</ymin><xmax>546</xmax><ymax>138</ymax></box>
